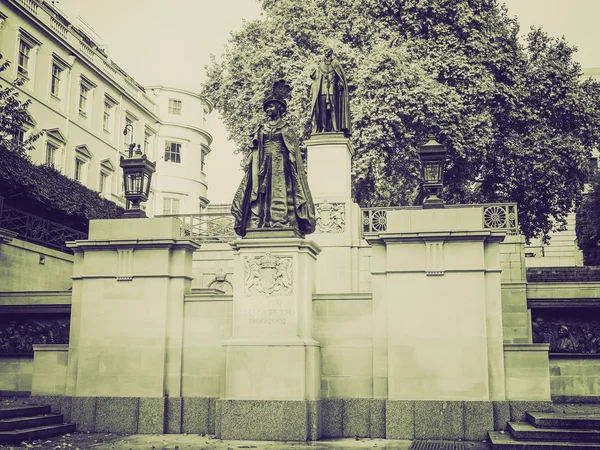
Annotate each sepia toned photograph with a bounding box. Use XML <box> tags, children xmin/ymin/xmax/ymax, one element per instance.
<box><xmin>1</xmin><ymin>1</ymin><xmax>600</xmax><ymax>448</ymax></box>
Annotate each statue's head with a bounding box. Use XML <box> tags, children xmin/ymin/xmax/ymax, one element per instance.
<box><xmin>324</xmin><ymin>47</ymin><xmax>334</xmax><ymax>58</ymax></box>
<box><xmin>263</xmin><ymin>99</ymin><xmax>286</xmax><ymax>116</ymax></box>
<box><xmin>558</xmin><ymin>325</ymin><xmax>569</xmax><ymax>337</ymax></box>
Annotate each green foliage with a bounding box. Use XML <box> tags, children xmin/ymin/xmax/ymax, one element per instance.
<box><xmin>576</xmin><ymin>177</ymin><xmax>600</xmax><ymax>266</ymax></box>
<box><xmin>203</xmin><ymin>0</ymin><xmax>600</xmax><ymax>242</ymax></box>
<box><xmin>0</xmin><ymin>54</ymin><xmax>42</xmax><ymax>155</ymax></box>
<box><xmin>0</xmin><ymin>143</ymin><xmax>124</xmax><ymax>231</ymax></box>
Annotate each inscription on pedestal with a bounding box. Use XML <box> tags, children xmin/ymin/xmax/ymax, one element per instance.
<box><xmin>244</xmin><ymin>253</ymin><xmax>293</xmax><ymax>297</ymax></box>
<box><xmin>244</xmin><ymin>308</ymin><xmax>293</xmax><ymax>325</ymax></box>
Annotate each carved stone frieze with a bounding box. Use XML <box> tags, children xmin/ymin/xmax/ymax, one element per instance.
<box><xmin>532</xmin><ymin>311</ymin><xmax>600</xmax><ymax>354</ymax></box>
<box><xmin>0</xmin><ymin>319</ymin><xmax>70</xmax><ymax>354</ymax></box>
<box><xmin>244</xmin><ymin>253</ymin><xmax>293</xmax><ymax>297</ymax></box>
<box><xmin>208</xmin><ymin>269</ymin><xmax>233</xmax><ymax>293</ymax></box>
<box><xmin>316</xmin><ymin>200</ymin><xmax>345</xmax><ymax>233</ymax></box>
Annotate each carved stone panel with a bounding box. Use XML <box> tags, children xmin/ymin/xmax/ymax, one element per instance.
<box><xmin>244</xmin><ymin>253</ymin><xmax>293</xmax><ymax>297</ymax></box>
<box><xmin>316</xmin><ymin>200</ymin><xmax>345</xmax><ymax>233</ymax></box>
<box><xmin>532</xmin><ymin>310</ymin><xmax>600</xmax><ymax>354</ymax></box>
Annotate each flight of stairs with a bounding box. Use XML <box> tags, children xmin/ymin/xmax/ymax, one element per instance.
<box><xmin>0</xmin><ymin>404</ymin><xmax>76</xmax><ymax>444</ymax></box>
<box><xmin>489</xmin><ymin>409</ymin><xmax>600</xmax><ymax>449</ymax></box>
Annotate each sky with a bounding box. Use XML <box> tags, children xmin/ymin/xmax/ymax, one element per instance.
<box><xmin>54</xmin><ymin>0</ymin><xmax>600</xmax><ymax>204</ymax></box>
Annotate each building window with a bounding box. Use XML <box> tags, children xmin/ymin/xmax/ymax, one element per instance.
<box><xmin>163</xmin><ymin>198</ymin><xmax>180</xmax><ymax>215</ymax></box>
<box><xmin>99</xmin><ymin>172</ymin><xmax>109</xmax><ymax>193</ymax></box>
<box><xmin>46</xmin><ymin>142</ymin><xmax>58</xmax><ymax>166</ymax></box>
<box><xmin>18</xmin><ymin>40</ymin><xmax>31</xmax><ymax>76</ymax></box>
<box><xmin>144</xmin><ymin>131</ymin><xmax>151</xmax><ymax>154</ymax></box>
<box><xmin>165</xmin><ymin>142</ymin><xmax>181</xmax><ymax>163</ymax></box>
<box><xmin>201</xmin><ymin>150</ymin><xmax>206</xmax><ymax>172</ymax></box>
<box><xmin>15</xmin><ymin>129</ymin><xmax>25</xmax><ymax>145</ymax></box>
<box><xmin>103</xmin><ymin>102</ymin><xmax>111</xmax><ymax>131</ymax></box>
<box><xmin>168</xmin><ymin>99</ymin><xmax>182</xmax><ymax>115</ymax></box>
<box><xmin>78</xmin><ymin>76</ymin><xmax>96</xmax><ymax>118</ymax></box>
<box><xmin>74</xmin><ymin>158</ymin><xmax>84</xmax><ymax>182</ymax></box>
<box><xmin>79</xmin><ymin>85</ymin><xmax>89</xmax><ymax>115</ymax></box>
<box><xmin>50</xmin><ymin>64</ymin><xmax>62</xmax><ymax>97</ymax></box>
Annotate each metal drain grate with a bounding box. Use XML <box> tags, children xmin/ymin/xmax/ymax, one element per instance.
<box><xmin>409</xmin><ymin>440</ymin><xmax>467</xmax><ymax>450</ymax></box>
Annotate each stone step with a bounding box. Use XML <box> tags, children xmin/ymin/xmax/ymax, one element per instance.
<box><xmin>508</xmin><ymin>421</ymin><xmax>600</xmax><ymax>442</ymax></box>
<box><xmin>527</xmin><ymin>411</ymin><xmax>600</xmax><ymax>429</ymax></box>
<box><xmin>0</xmin><ymin>413</ymin><xmax>64</xmax><ymax>431</ymax></box>
<box><xmin>0</xmin><ymin>423</ymin><xmax>76</xmax><ymax>444</ymax></box>
<box><xmin>489</xmin><ymin>431</ymin><xmax>600</xmax><ymax>449</ymax></box>
<box><xmin>0</xmin><ymin>405</ymin><xmax>51</xmax><ymax>420</ymax></box>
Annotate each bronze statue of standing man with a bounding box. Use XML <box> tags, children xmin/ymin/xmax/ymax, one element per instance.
<box><xmin>310</xmin><ymin>48</ymin><xmax>351</xmax><ymax>135</ymax></box>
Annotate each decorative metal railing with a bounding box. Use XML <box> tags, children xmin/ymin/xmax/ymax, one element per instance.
<box><xmin>158</xmin><ymin>212</ymin><xmax>237</xmax><ymax>243</ymax></box>
<box><xmin>0</xmin><ymin>197</ymin><xmax>87</xmax><ymax>252</ymax></box>
<box><xmin>362</xmin><ymin>203</ymin><xmax>519</xmax><ymax>236</ymax></box>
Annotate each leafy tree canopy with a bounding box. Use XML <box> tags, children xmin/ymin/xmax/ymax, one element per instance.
<box><xmin>0</xmin><ymin>54</ymin><xmax>42</xmax><ymax>155</ymax></box>
<box><xmin>203</xmin><ymin>0</ymin><xmax>600</xmax><ymax>242</ymax></box>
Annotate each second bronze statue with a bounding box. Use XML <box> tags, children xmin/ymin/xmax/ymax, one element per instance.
<box><xmin>310</xmin><ymin>48</ymin><xmax>351</xmax><ymax>135</ymax></box>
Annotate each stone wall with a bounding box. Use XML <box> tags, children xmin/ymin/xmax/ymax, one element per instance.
<box><xmin>550</xmin><ymin>356</ymin><xmax>600</xmax><ymax>398</ymax></box>
<box><xmin>0</xmin><ymin>355</ymin><xmax>33</xmax><ymax>393</ymax></box>
<box><xmin>0</xmin><ymin>237</ymin><xmax>74</xmax><ymax>292</ymax></box>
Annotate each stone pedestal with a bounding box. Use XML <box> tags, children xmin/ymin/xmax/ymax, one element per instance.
<box><xmin>220</xmin><ymin>235</ymin><xmax>322</xmax><ymax>440</ymax></box>
<box><xmin>306</xmin><ymin>133</ymin><xmax>363</xmax><ymax>293</ymax></box>
<box><xmin>366</xmin><ymin>207</ymin><xmax>507</xmax><ymax>401</ymax></box>
<box><xmin>65</xmin><ymin>218</ymin><xmax>200</xmax><ymax>399</ymax></box>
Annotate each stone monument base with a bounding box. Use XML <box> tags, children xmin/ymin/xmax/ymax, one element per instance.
<box><xmin>217</xmin><ymin>399</ymin><xmax>321</xmax><ymax>441</ymax></box>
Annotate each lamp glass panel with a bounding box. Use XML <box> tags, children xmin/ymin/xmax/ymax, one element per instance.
<box><xmin>126</xmin><ymin>172</ymin><xmax>143</xmax><ymax>194</ymax></box>
<box><xmin>424</xmin><ymin>161</ymin><xmax>442</xmax><ymax>182</ymax></box>
<box><xmin>143</xmin><ymin>173</ymin><xmax>152</xmax><ymax>196</ymax></box>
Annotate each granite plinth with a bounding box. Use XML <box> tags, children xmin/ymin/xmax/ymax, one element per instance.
<box><xmin>414</xmin><ymin>401</ymin><xmax>464</xmax><ymax>440</ymax></box>
<box><xmin>493</xmin><ymin>401</ymin><xmax>510</xmax><ymax>431</ymax></box>
<box><xmin>464</xmin><ymin>401</ymin><xmax>494</xmax><ymax>441</ymax></box>
<box><xmin>182</xmin><ymin>397</ymin><xmax>210</xmax><ymax>434</ymax></box>
<box><xmin>218</xmin><ymin>400</ymin><xmax>320</xmax><ymax>441</ymax></box>
<box><xmin>95</xmin><ymin>397</ymin><xmax>139</xmax><ymax>433</ymax></box>
<box><xmin>322</xmin><ymin>399</ymin><xmax>343</xmax><ymax>437</ymax></box>
<box><xmin>386</xmin><ymin>400</ymin><xmax>414</xmax><ymax>440</ymax></box>
<box><xmin>166</xmin><ymin>397</ymin><xmax>182</xmax><ymax>434</ymax></box>
<box><xmin>71</xmin><ymin>397</ymin><xmax>97</xmax><ymax>432</ymax></box>
<box><xmin>138</xmin><ymin>397</ymin><xmax>166</xmax><ymax>434</ymax></box>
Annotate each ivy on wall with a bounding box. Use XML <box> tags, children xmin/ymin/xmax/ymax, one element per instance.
<box><xmin>0</xmin><ymin>144</ymin><xmax>124</xmax><ymax>232</ymax></box>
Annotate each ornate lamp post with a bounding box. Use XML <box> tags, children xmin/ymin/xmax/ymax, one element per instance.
<box><xmin>120</xmin><ymin>124</ymin><xmax>156</xmax><ymax>218</ymax></box>
<box><xmin>417</xmin><ymin>138</ymin><xmax>447</xmax><ymax>209</ymax></box>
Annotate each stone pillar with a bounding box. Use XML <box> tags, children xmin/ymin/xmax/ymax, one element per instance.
<box><xmin>65</xmin><ymin>218</ymin><xmax>199</xmax><ymax>399</ymax></box>
<box><xmin>31</xmin><ymin>344</ymin><xmax>69</xmax><ymax>396</ymax></box>
<box><xmin>219</xmin><ymin>233</ymin><xmax>322</xmax><ymax>441</ymax></box>
<box><xmin>306</xmin><ymin>133</ymin><xmax>363</xmax><ymax>293</ymax></box>
<box><xmin>366</xmin><ymin>207</ymin><xmax>507</xmax><ymax>401</ymax></box>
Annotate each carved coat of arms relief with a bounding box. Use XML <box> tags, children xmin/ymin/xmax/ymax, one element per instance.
<box><xmin>244</xmin><ymin>253</ymin><xmax>293</xmax><ymax>297</ymax></box>
<box><xmin>316</xmin><ymin>200</ymin><xmax>345</xmax><ymax>233</ymax></box>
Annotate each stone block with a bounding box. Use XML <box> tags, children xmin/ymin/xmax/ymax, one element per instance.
<box><xmin>370</xmin><ymin>399</ymin><xmax>386</xmax><ymax>438</ymax></box>
<box><xmin>219</xmin><ymin>400</ymin><xmax>309</xmax><ymax>440</ymax></box>
<box><xmin>385</xmin><ymin>400</ymin><xmax>414</xmax><ymax>440</ymax></box>
<box><xmin>61</xmin><ymin>396</ymin><xmax>72</xmax><ymax>422</ymax></box>
<box><xmin>322</xmin><ymin>398</ymin><xmax>343</xmax><ymax>437</ymax></box>
<box><xmin>138</xmin><ymin>397</ymin><xmax>165</xmax><ymax>434</ymax></box>
<box><xmin>307</xmin><ymin>400</ymin><xmax>322</xmax><ymax>441</ymax></box>
<box><xmin>215</xmin><ymin>399</ymin><xmax>222</xmax><ymax>439</ymax></box>
<box><xmin>71</xmin><ymin>397</ymin><xmax>97</xmax><ymax>432</ymax></box>
<box><xmin>493</xmin><ymin>401</ymin><xmax>510</xmax><ymax>431</ymax></box>
<box><xmin>343</xmin><ymin>398</ymin><xmax>370</xmax><ymax>437</ymax></box>
<box><xmin>414</xmin><ymin>401</ymin><xmax>464</xmax><ymax>440</ymax></box>
<box><xmin>509</xmin><ymin>400</ymin><xmax>553</xmax><ymax>421</ymax></box>
<box><xmin>95</xmin><ymin>397</ymin><xmax>139</xmax><ymax>433</ymax></box>
<box><xmin>464</xmin><ymin>401</ymin><xmax>494</xmax><ymax>441</ymax></box>
<box><xmin>182</xmin><ymin>397</ymin><xmax>209</xmax><ymax>434</ymax></box>
<box><xmin>208</xmin><ymin>397</ymin><xmax>216</xmax><ymax>434</ymax></box>
<box><xmin>30</xmin><ymin>395</ymin><xmax>62</xmax><ymax>414</ymax></box>
<box><xmin>166</xmin><ymin>397</ymin><xmax>182</xmax><ymax>434</ymax></box>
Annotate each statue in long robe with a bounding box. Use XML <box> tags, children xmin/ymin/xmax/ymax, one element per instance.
<box><xmin>231</xmin><ymin>98</ymin><xmax>316</xmax><ymax>237</ymax></box>
<box><xmin>310</xmin><ymin>48</ymin><xmax>351</xmax><ymax>135</ymax></box>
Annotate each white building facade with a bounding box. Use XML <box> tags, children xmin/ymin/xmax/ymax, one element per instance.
<box><xmin>146</xmin><ymin>86</ymin><xmax>213</xmax><ymax>216</ymax></box>
<box><xmin>0</xmin><ymin>0</ymin><xmax>212</xmax><ymax>217</ymax></box>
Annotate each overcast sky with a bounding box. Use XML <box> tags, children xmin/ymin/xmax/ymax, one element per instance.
<box><xmin>55</xmin><ymin>0</ymin><xmax>600</xmax><ymax>204</ymax></box>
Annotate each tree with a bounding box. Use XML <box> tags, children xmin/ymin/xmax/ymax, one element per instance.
<box><xmin>203</xmin><ymin>0</ymin><xmax>600</xmax><ymax>242</ymax></box>
<box><xmin>0</xmin><ymin>54</ymin><xmax>42</xmax><ymax>155</ymax></box>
